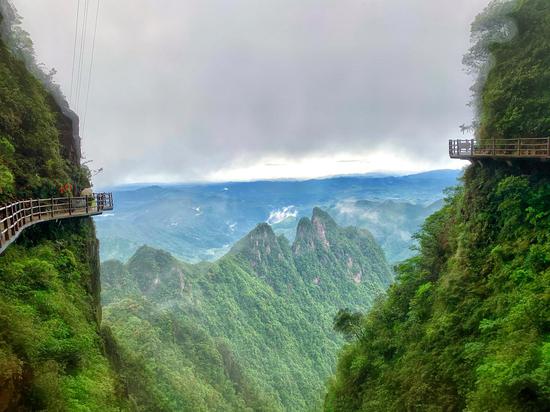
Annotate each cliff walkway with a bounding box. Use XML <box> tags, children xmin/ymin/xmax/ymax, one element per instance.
<box><xmin>0</xmin><ymin>193</ymin><xmax>113</xmax><ymax>255</ymax></box>
<box><xmin>449</xmin><ymin>138</ymin><xmax>550</xmax><ymax>160</ymax></box>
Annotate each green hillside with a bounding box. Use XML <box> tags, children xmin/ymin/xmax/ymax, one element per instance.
<box><xmin>324</xmin><ymin>1</ymin><xmax>550</xmax><ymax>410</ymax></box>
<box><xmin>101</xmin><ymin>208</ymin><xmax>392</xmax><ymax>411</ymax></box>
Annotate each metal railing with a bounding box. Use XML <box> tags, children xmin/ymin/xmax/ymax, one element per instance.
<box><xmin>449</xmin><ymin>138</ymin><xmax>550</xmax><ymax>160</ymax></box>
<box><xmin>0</xmin><ymin>193</ymin><xmax>113</xmax><ymax>254</ymax></box>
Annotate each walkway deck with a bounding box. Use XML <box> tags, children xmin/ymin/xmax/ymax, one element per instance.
<box><xmin>449</xmin><ymin>138</ymin><xmax>550</xmax><ymax>160</ymax></box>
<box><xmin>0</xmin><ymin>193</ymin><xmax>113</xmax><ymax>255</ymax></box>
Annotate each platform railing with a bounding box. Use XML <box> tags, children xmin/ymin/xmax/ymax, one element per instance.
<box><xmin>0</xmin><ymin>192</ymin><xmax>113</xmax><ymax>254</ymax></box>
<box><xmin>449</xmin><ymin>138</ymin><xmax>550</xmax><ymax>160</ymax></box>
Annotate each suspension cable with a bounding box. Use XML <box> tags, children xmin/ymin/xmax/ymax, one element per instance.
<box><xmin>75</xmin><ymin>0</ymin><xmax>90</xmax><ymax>113</ymax></box>
<box><xmin>69</xmin><ymin>0</ymin><xmax>81</xmax><ymax>105</ymax></box>
<box><xmin>82</xmin><ymin>0</ymin><xmax>101</xmax><ymax>132</ymax></box>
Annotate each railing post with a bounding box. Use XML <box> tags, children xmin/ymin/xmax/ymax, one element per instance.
<box><xmin>470</xmin><ymin>139</ymin><xmax>474</xmax><ymax>156</ymax></box>
<box><xmin>51</xmin><ymin>197</ymin><xmax>54</xmax><ymax>218</ymax></box>
<box><xmin>29</xmin><ymin>200</ymin><xmax>33</xmax><ymax>222</ymax></box>
<box><xmin>4</xmin><ymin>205</ymin><xmax>10</xmax><ymax>240</ymax></box>
<box><xmin>13</xmin><ymin>203</ymin><xmax>18</xmax><ymax>233</ymax></box>
<box><xmin>9</xmin><ymin>204</ymin><xmax>15</xmax><ymax>237</ymax></box>
<box><xmin>0</xmin><ymin>204</ymin><xmax>4</xmax><ymax>245</ymax></box>
<box><xmin>69</xmin><ymin>197</ymin><xmax>72</xmax><ymax>216</ymax></box>
<box><xmin>85</xmin><ymin>195</ymin><xmax>89</xmax><ymax>214</ymax></box>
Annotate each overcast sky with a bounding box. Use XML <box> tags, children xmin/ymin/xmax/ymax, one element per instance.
<box><xmin>12</xmin><ymin>0</ymin><xmax>487</xmax><ymax>186</ymax></box>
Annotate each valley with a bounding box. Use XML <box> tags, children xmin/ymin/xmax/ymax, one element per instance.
<box><xmin>101</xmin><ymin>208</ymin><xmax>392</xmax><ymax>410</ymax></box>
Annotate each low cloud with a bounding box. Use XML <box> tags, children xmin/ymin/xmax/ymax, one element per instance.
<box><xmin>267</xmin><ymin>206</ymin><xmax>298</xmax><ymax>225</ymax></box>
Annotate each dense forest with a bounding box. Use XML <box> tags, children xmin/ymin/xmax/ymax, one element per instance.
<box><xmin>324</xmin><ymin>1</ymin><xmax>550</xmax><ymax>410</ymax></box>
<box><xmin>101</xmin><ymin>208</ymin><xmax>392</xmax><ymax>411</ymax></box>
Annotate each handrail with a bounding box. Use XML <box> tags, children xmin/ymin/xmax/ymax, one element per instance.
<box><xmin>0</xmin><ymin>192</ymin><xmax>113</xmax><ymax>255</ymax></box>
<box><xmin>449</xmin><ymin>138</ymin><xmax>550</xmax><ymax>160</ymax></box>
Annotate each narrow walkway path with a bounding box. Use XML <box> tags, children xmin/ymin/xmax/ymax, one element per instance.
<box><xmin>0</xmin><ymin>193</ymin><xmax>113</xmax><ymax>255</ymax></box>
<box><xmin>449</xmin><ymin>138</ymin><xmax>550</xmax><ymax>160</ymax></box>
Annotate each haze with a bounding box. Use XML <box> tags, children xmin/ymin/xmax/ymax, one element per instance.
<box><xmin>13</xmin><ymin>0</ymin><xmax>487</xmax><ymax>186</ymax></box>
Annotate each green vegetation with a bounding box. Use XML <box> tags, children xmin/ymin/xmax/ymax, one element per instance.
<box><xmin>0</xmin><ymin>4</ymin><xmax>88</xmax><ymax>202</ymax></box>
<box><xmin>479</xmin><ymin>0</ymin><xmax>550</xmax><ymax>140</ymax></box>
<box><xmin>325</xmin><ymin>166</ymin><xmax>550</xmax><ymax>411</ymax></box>
<box><xmin>0</xmin><ymin>220</ymin><xmax>123</xmax><ymax>411</ymax></box>
<box><xmin>101</xmin><ymin>208</ymin><xmax>392</xmax><ymax>411</ymax></box>
<box><xmin>464</xmin><ymin>0</ymin><xmax>550</xmax><ymax>140</ymax></box>
<box><xmin>325</xmin><ymin>1</ymin><xmax>550</xmax><ymax>410</ymax></box>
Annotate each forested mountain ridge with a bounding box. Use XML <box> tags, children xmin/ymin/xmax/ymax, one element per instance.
<box><xmin>101</xmin><ymin>208</ymin><xmax>392</xmax><ymax>411</ymax></box>
<box><xmin>324</xmin><ymin>1</ymin><xmax>550</xmax><ymax>410</ymax></box>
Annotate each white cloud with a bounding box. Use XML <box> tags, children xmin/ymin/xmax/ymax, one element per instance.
<box><xmin>267</xmin><ymin>206</ymin><xmax>298</xmax><ymax>225</ymax></box>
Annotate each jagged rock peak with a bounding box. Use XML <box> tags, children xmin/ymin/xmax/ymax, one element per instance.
<box><xmin>311</xmin><ymin>208</ymin><xmax>335</xmax><ymax>249</ymax></box>
<box><xmin>229</xmin><ymin>222</ymin><xmax>281</xmax><ymax>259</ymax></box>
<box><xmin>311</xmin><ymin>207</ymin><xmax>337</xmax><ymax>226</ymax></box>
<box><xmin>293</xmin><ymin>208</ymin><xmax>336</xmax><ymax>253</ymax></box>
<box><xmin>236</xmin><ymin>222</ymin><xmax>277</xmax><ymax>246</ymax></box>
<box><xmin>251</xmin><ymin>222</ymin><xmax>277</xmax><ymax>237</ymax></box>
<box><xmin>296</xmin><ymin>216</ymin><xmax>314</xmax><ymax>236</ymax></box>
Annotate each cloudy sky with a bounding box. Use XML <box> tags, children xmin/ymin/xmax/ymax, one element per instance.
<box><xmin>13</xmin><ymin>0</ymin><xmax>487</xmax><ymax>186</ymax></box>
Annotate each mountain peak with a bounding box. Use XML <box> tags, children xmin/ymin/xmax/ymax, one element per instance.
<box><xmin>230</xmin><ymin>222</ymin><xmax>281</xmax><ymax>259</ymax></box>
<box><xmin>311</xmin><ymin>207</ymin><xmax>334</xmax><ymax>222</ymax></box>
<box><xmin>253</xmin><ymin>222</ymin><xmax>276</xmax><ymax>237</ymax></box>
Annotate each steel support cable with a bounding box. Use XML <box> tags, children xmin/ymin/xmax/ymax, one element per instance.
<box><xmin>82</xmin><ymin>0</ymin><xmax>101</xmax><ymax>132</ymax></box>
<box><xmin>75</xmin><ymin>0</ymin><xmax>90</xmax><ymax>113</ymax></box>
<box><xmin>69</xmin><ymin>0</ymin><xmax>81</xmax><ymax>105</ymax></box>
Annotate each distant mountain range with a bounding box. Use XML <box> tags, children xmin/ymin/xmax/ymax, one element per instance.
<box><xmin>95</xmin><ymin>169</ymin><xmax>461</xmax><ymax>263</ymax></box>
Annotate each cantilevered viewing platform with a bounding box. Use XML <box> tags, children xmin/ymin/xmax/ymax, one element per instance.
<box><xmin>449</xmin><ymin>138</ymin><xmax>550</xmax><ymax>160</ymax></box>
<box><xmin>0</xmin><ymin>193</ymin><xmax>113</xmax><ymax>255</ymax></box>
